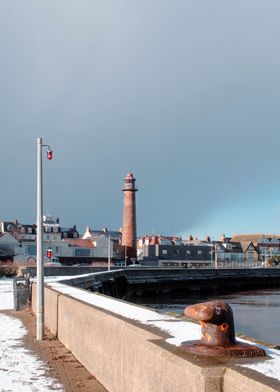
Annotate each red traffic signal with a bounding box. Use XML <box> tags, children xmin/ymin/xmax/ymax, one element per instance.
<box><xmin>47</xmin><ymin>248</ymin><xmax>52</xmax><ymax>259</ymax></box>
<box><xmin>47</xmin><ymin>150</ymin><xmax>53</xmax><ymax>160</ymax></box>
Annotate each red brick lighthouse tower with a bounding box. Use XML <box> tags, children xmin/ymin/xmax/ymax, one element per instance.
<box><xmin>121</xmin><ymin>172</ymin><xmax>138</xmax><ymax>261</ymax></box>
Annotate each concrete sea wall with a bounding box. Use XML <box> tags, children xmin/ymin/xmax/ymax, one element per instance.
<box><xmin>32</xmin><ymin>282</ymin><xmax>280</xmax><ymax>392</ymax></box>
<box><xmin>26</xmin><ymin>268</ymin><xmax>280</xmax><ymax>300</ymax></box>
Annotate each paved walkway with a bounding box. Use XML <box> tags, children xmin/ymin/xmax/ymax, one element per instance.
<box><xmin>5</xmin><ymin>308</ymin><xmax>108</xmax><ymax>392</ymax></box>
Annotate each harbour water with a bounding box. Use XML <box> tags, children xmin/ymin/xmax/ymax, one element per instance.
<box><xmin>137</xmin><ymin>288</ymin><xmax>280</xmax><ymax>346</ymax></box>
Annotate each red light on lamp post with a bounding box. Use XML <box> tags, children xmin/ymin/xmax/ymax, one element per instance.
<box><xmin>47</xmin><ymin>149</ymin><xmax>53</xmax><ymax>160</ymax></box>
<box><xmin>47</xmin><ymin>247</ymin><xmax>52</xmax><ymax>259</ymax></box>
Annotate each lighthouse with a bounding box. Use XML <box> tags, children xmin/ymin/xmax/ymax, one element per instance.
<box><xmin>121</xmin><ymin>172</ymin><xmax>138</xmax><ymax>261</ymax></box>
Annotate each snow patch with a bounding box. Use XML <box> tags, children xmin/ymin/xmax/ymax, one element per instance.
<box><xmin>0</xmin><ymin>279</ymin><xmax>64</xmax><ymax>391</ymax></box>
<box><xmin>0</xmin><ymin>279</ymin><xmax>14</xmax><ymax>310</ymax></box>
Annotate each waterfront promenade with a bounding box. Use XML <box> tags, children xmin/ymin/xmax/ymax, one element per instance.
<box><xmin>36</xmin><ymin>273</ymin><xmax>280</xmax><ymax>391</ymax></box>
<box><xmin>0</xmin><ymin>279</ymin><xmax>107</xmax><ymax>392</ymax></box>
<box><xmin>2</xmin><ymin>271</ymin><xmax>280</xmax><ymax>391</ymax></box>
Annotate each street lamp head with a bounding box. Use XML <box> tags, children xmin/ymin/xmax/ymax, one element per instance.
<box><xmin>47</xmin><ymin>149</ymin><xmax>53</xmax><ymax>160</ymax></box>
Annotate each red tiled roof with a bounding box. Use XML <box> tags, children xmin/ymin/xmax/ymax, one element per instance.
<box><xmin>231</xmin><ymin>234</ymin><xmax>280</xmax><ymax>244</ymax></box>
<box><xmin>63</xmin><ymin>239</ymin><xmax>94</xmax><ymax>248</ymax></box>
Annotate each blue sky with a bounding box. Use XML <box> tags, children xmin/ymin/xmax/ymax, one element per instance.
<box><xmin>1</xmin><ymin>1</ymin><xmax>280</xmax><ymax>239</ymax></box>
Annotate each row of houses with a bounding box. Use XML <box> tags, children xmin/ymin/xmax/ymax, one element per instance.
<box><xmin>0</xmin><ymin>215</ymin><xmax>120</xmax><ymax>265</ymax></box>
<box><xmin>137</xmin><ymin>233</ymin><xmax>279</xmax><ymax>266</ymax></box>
<box><xmin>1</xmin><ymin>214</ymin><xmax>279</xmax><ymax>267</ymax></box>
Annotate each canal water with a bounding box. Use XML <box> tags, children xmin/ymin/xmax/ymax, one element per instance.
<box><xmin>135</xmin><ymin>288</ymin><xmax>280</xmax><ymax>346</ymax></box>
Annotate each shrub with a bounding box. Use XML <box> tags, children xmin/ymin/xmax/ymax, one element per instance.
<box><xmin>0</xmin><ymin>264</ymin><xmax>18</xmax><ymax>277</ymax></box>
<box><xmin>267</xmin><ymin>256</ymin><xmax>280</xmax><ymax>266</ymax></box>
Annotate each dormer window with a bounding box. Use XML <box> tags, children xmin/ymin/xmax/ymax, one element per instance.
<box><xmin>73</xmin><ymin>232</ymin><xmax>78</xmax><ymax>238</ymax></box>
<box><xmin>63</xmin><ymin>232</ymin><xmax>67</xmax><ymax>238</ymax></box>
<box><xmin>7</xmin><ymin>224</ymin><xmax>14</xmax><ymax>232</ymax></box>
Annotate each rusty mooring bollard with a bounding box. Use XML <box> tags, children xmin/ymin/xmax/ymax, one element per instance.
<box><xmin>181</xmin><ymin>301</ymin><xmax>266</xmax><ymax>357</ymax></box>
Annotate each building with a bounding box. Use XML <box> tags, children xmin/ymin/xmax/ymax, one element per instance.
<box><xmin>213</xmin><ymin>241</ymin><xmax>244</xmax><ymax>263</ymax></box>
<box><xmin>137</xmin><ymin>235</ymin><xmax>212</xmax><ymax>267</ymax></box>
<box><xmin>82</xmin><ymin>227</ymin><xmax>121</xmax><ymax>243</ymax></box>
<box><xmin>0</xmin><ymin>216</ymin><xmax>82</xmax><ymax>264</ymax></box>
<box><xmin>0</xmin><ymin>233</ymin><xmax>19</xmax><ymax>262</ymax></box>
<box><xmin>231</xmin><ymin>234</ymin><xmax>280</xmax><ymax>261</ymax></box>
<box><xmin>43</xmin><ymin>214</ymin><xmax>79</xmax><ymax>240</ymax></box>
<box><xmin>0</xmin><ymin>220</ymin><xmax>36</xmax><ymax>242</ymax></box>
<box><xmin>240</xmin><ymin>242</ymin><xmax>259</xmax><ymax>263</ymax></box>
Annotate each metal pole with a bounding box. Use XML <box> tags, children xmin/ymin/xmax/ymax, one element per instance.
<box><xmin>265</xmin><ymin>249</ymin><xmax>268</xmax><ymax>268</ymax></box>
<box><xmin>108</xmin><ymin>235</ymin><xmax>111</xmax><ymax>271</ymax></box>
<box><xmin>36</xmin><ymin>137</ymin><xmax>44</xmax><ymax>340</ymax></box>
<box><xmin>214</xmin><ymin>244</ymin><xmax>218</xmax><ymax>269</ymax></box>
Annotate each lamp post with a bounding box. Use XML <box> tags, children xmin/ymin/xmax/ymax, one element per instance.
<box><xmin>213</xmin><ymin>243</ymin><xmax>218</xmax><ymax>269</ymax></box>
<box><xmin>108</xmin><ymin>235</ymin><xmax>111</xmax><ymax>271</ymax></box>
<box><xmin>36</xmin><ymin>137</ymin><xmax>53</xmax><ymax>341</ymax></box>
<box><xmin>211</xmin><ymin>242</ymin><xmax>218</xmax><ymax>269</ymax></box>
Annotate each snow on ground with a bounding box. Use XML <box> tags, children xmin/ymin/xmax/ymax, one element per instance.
<box><xmin>49</xmin><ymin>280</ymin><xmax>280</xmax><ymax>383</ymax></box>
<box><xmin>0</xmin><ymin>279</ymin><xmax>64</xmax><ymax>392</ymax></box>
<box><xmin>0</xmin><ymin>279</ymin><xmax>14</xmax><ymax>310</ymax></box>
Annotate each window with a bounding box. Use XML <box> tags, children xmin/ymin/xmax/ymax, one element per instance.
<box><xmin>25</xmin><ymin>244</ymin><xmax>36</xmax><ymax>255</ymax></box>
<box><xmin>198</xmin><ymin>250</ymin><xmax>202</xmax><ymax>255</ymax></box>
<box><xmin>28</xmin><ymin>227</ymin><xmax>33</xmax><ymax>234</ymax></box>
<box><xmin>186</xmin><ymin>250</ymin><xmax>191</xmax><ymax>255</ymax></box>
<box><xmin>73</xmin><ymin>232</ymin><xmax>78</xmax><ymax>238</ymax></box>
<box><xmin>74</xmin><ymin>248</ymin><xmax>90</xmax><ymax>257</ymax></box>
<box><xmin>162</xmin><ymin>249</ymin><xmax>167</xmax><ymax>255</ymax></box>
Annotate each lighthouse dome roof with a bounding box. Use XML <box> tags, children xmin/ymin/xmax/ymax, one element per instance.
<box><xmin>124</xmin><ymin>172</ymin><xmax>135</xmax><ymax>180</ymax></box>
